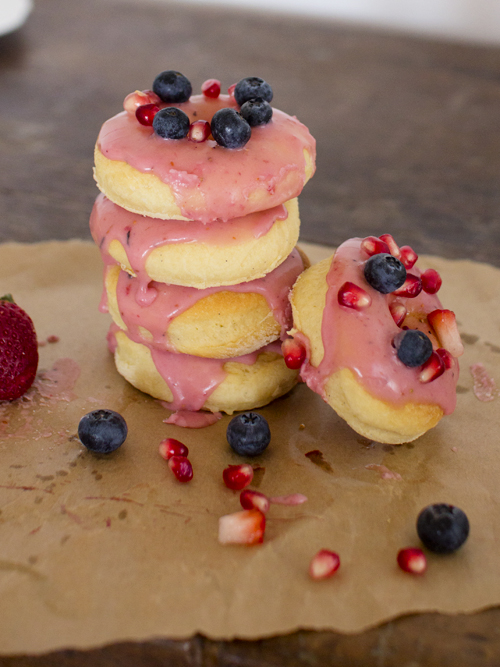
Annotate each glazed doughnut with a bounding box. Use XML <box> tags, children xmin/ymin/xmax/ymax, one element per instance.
<box><xmin>108</xmin><ymin>326</ymin><xmax>299</xmax><ymax>414</ymax></box>
<box><xmin>288</xmin><ymin>236</ymin><xmax>462</xmax><ymax>444</ymax></box>
<box><xmin>94</xmin><ymin>93</ymin><xmax>315</xmax><ymax>222</ymax></box>
<box><xmin>104</xmin><ymin>248</ymin><xmax>305</xmax><ymax>358</ymax></box>
<box><xmin>90</xmin><ymin>194</ymin><xmax>301</xmax><ymax>288</ymax></box>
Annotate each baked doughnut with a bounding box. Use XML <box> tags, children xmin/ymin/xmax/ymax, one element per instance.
<box><xmin>108</xmin><ymin>326</ymin><xmax>299</xmax><ymax>414</ymax></box>
<box><xmin>94</xmin><ymin>92</ymin><xmax>315</xmax><ymax>222</ymax></box>
<box><xmin>288</xmin><ymin>236</ymin><xmax>461</xmax><ymax>444</ymax></box>
<box><xmin>90</xmin><ymin>194</ymin><xmax>301</xmax><ymax>288</ymax></box>
<box><xmin>104</xmin><ymin>248</ymin><xmax>305</xmax><ymax>358</ymax></box>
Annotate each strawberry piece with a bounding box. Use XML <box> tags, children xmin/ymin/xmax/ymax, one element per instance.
<box><xmin>389</xmin><ymin>302</ymin><xmax>407</xmax><ymax>327</ymax></box>
<box><xmin>379</xmin><ymin>234</ymin><xmax>401</xmax><ymax>258</ymax></box>
<box><xmin>240</xmin><ymin>489</ymin><xmax>270</xmax><ymax>514</ymax></box>
<box><xmin>399</xmin><ymin>245</ymin><xmax>418</xmax><ymax>269</ymax></box>
<box><xmin>159</xmin><ymin>437</ymin><xmax>189</xmax><ymax>460</ymax></box>
<box><xmin>418</xmin><ymin>351</ymin><xmax>445</xmax><ymax>383</ymax></box>
<box><xmin>427</xmin><ymin>309</ymin><xmax>464</xmax><ymax>357</ymax></box>
<box><xmin>168</xmin><ymin>456</ymin><xmax>193</xmax><ymax>482</ymax></box>
<box><xmin>309</xmin><ymin>549</ymin><xmax>341</xmax><ymax>580</ymax></box>
<box><xmin>421</xmin><ymin>268</ymin><xmax>442</xmax><ymax>294</ymax></box>
<box><xmin>223</xmin><ymin>464</ymin><xmax>254</xmax><ymax>490</ymax></box>
<box><xmin>360</xmin><ymin>236</ymin><xmax>390</xmax><ymax>257</ymax></box>
<box><xmin>218</xmin><ymin>509</ymin><xmax>266</xmax><ymax>545</ymax></box>
<box><xmin>282</xmin><ymin>338</ymin><xmax>306</xmax><ymax>369</ymax></box>
<box><xmin>338</xmin><ymin>282</ymin><xmax>372</xmax><ymax>310</ymax></box>
<box><xmin>397</xmin><ymin>547</ymin><xmax>427</xmax><ymax>574</ymax></box>
<box><xmin>393</xmin><ymin>274</ymin><xmax>422</xmax><ymax>298</ymax></box>
<box><xmin>0</xmin><ymin>295</ymin><xmax>38</xmax><ymax>401</ymax></box>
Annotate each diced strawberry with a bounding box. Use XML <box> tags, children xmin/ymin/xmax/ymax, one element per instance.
<box><xmin>309</xmin><ymin>549</ymin><xmax>341</xmax><ymax>580</ymax></box>
<box><xmin>427</xmin><ymin>309</ymin><xmax>464</xmax><ymax>357</ymax></box>
<box><xmin>399</xmin><ymin>245</ymin><xmax>418</xmax><ymax>269</ymax></box>
<box><xmin>360</xmin><ymin>236</ymin><xmax>390</xmax><ymax>257</ymax></box>
<box><xmin>218</xmin><ymin>509</ymin><xmax>266</xmax><ymax>545</ymax></box>
<box><xmin>240</xmin><ymin>489</ymin><xmax>270</xmax><ymax>514</ymax></box>
<box><xmin>393</xmin><ymin>274</ymin><xmax>422</xmax><ymax>298</ymax></box>
<box><xmin>338</xmin><ymin>282</ymin><xmax>372</xmax><ymax>310</ymax></box>
<box><xmin>421</xmin><ymin>268</ymin><xmax>442</xmax><ymax>294</ymax></box>
<box><xmin>379</xmin><ymin>234</ymin><xmax>401</xmax><ymax>258</ymax></box>
<box><xmin>436</xmin><ymin>347</ymin><xmax>454</xmax><ymax>369</ymax></box>
<box><xmin>418</xmin><ymin>351</ymin><xmax>445</xmax><ymax>383</ymax></box>
<box><xmin>282</xmin><ymin>338</ymin><xmax>306</xmax><ymax>369</ymax></box>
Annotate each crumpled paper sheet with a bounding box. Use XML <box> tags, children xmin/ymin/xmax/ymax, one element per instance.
<box><xmin>0</xmin><ymin>239</ymin><xmax>499</xmax><ymax>654</ymax></box>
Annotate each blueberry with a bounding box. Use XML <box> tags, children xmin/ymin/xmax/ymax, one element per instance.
<box><xmin>234</xmin><ymin>77</ymin><xmax>273</xmax><ymax>106</ymax></box>
<box><xmin>153</xmin><ymin>107</ymin><xmax>190</xmax><ymax>140</ymax></box>
<box><xmin>78</xmin><ymin>409</ymin><xmax>127</xmax><ymax>454</ymax></box>
<box><xmin>240</xmin><ymin>99</ymin><xmax>273</xmax><ymax>126</ymax></box>
<box><xmin>227</xmin><ymin>412</ymin><xmax>271</xmax><ymax>457</ymax></box>
<box><xmin>211</xmin><ymin>108</ymin><xmax>251</xmax><ymax>148</ymax></box>
<box><xmin>364</xmin><ymin>253</ymin><xmax>406</xmax><ymax>294</ymax></box>
<box><xmin>152</xmin><ymin>70</ymin><xmax>192</xmax><ymax>103</ymax></box>
<box><xmin>394</xmin><ymin>329</ymin><xmax>433</xmax><ymax>367</ymax></box>
<box><xmin>417</xmin><ymin>503</ymin><xmax>469</xmax><ymax>554</ymax></box>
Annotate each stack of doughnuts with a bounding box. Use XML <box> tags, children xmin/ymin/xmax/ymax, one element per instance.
<box><xmin>91</xmin><ymin>72</ymin><xmax>316</xmax><ymax>420</ymax></box>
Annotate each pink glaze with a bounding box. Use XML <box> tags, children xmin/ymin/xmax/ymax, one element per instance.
<box><xmin>298</xmin><ymin>238</ymin><xmax>458</xmax><ymax>414</ymax></box>
<box><xmin>97</xmin><ymin>94</ymin><xmax>315</xmax><ymax>222</ymax></box>
<box><xmin>108</xmin><ymin>324</ymin><xmax>284</xmax><ymax>412</ymax></box>
<box><xmin>90</xmin><ymin>194</ymin><xmax>289</xmax><ymax>277</ymax></box>
<box><xmin>164</xmin><ymin>410</ymin><xmax>223</xmax><ymax>428</ymax></box>
<box><xmin>110</xmin><ymin>248</ymin><xmax>304</xmax><ymax>351</ymax></box>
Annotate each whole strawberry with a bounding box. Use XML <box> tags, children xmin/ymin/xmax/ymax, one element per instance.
<box><xmin>0</xmin><ymin>295</ymin><xmax>39</xmax><ymax>401</ymax></box>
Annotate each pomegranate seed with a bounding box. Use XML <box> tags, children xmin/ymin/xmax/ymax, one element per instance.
<box><xmin>436</xmin><ymin>347</ymin><xmax>453</xmax><ymax>369</ymax></box>
<box><xmin>188</xmin><ymin>119</ymin><xmax>211</xmax><ymax>143</ymax></box>
<box><xmin>309</xmin><ymin>549</ymin><xmax>341</xmax><ymax>580</ymax></box>
<box><xmin>393</xmin><ymin>274</ymin><xmax>422</xmax><ymax>298</ymax></box>
<box><xmin>418</xmin><ymin>351</ymin><xmax>445</xmax><ymax>383</ymax></box>
<box><xmin>201</xmin><ymin>78</ymin><xmax>221</xmax><ymax>98</ymax></box>
<box><xmin>123</xmin><ymin>89</ymin><xmax>161</xmax><ymax>113</ymax></box>
<box><xmin>379</xmin><ymin>234</ymin><xmax>401</xmax><ymax>258</ymax></box>
<box><xmin>389</xmin><ymin>302</ymin><xmax>407</xmax><ymax>327</ymax></box>
<box><xmin>136</xmin><ymin>103</ymin><xmax>159</xmax><ymax>126</ymax></box>
<box><xmin>399</xmin><ymin>245</ymin><xmax>418</xmax><ymax>269</ymax></box>
<box><xmin>240</xmin><ymin>489</ymin><xmax>270</xmax><ymax>514</ymax></box>
<box><xmin>223</xmin><ymin>464</ymin><xmax>254</xmax><ymax>491</ymax></box>
<box><xmin>397</xmin><ymin>547</ymin><xmax>427</xmax><ymax>574</ymax></box>
<box><xmin>282</xmin><ymin>338</ymin><xmax>306</xmax><ymax>369</ymax></box>
<box><xmin>427</xmin><ymin>309</ymin><xmax>464</xmax><ymax>357</ymax></box>
<box><xmin>159</xmin><ymin>437</ymin><xmax>189</xmax><ymax>460</ymax></box>
<box><xmin>360</xmin><ymin>236</ymin><xmax>390</xmax><ymax>256</ymax></box>
<box><xmin>218</xmin><ymin>509</ymin><xmax>266</xmax><ymax>545</ymax></box>
<box><xmin>338</xmin><ymin>282</ymin><xmax>372</xmax><ymax>310</ymax></box>
<box><xmin>421</xmin><ymin>268</ymin><xmax>442</xmax><ymax>294</ymax></box>
<box><xmin>227</xmin><ymin>83</ymin><xmax>237</xmax><ymax>97</ymax></box>
<box><xmin>168</xmin><ymin>455</ymin><xmax>193</xmax><ymax>482</ymax></box>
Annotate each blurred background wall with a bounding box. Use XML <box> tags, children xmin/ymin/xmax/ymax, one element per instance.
<box><xmin>175</xmin><ymin>0</ymin><xmax>500</xmax><ymax>44</ymax></box>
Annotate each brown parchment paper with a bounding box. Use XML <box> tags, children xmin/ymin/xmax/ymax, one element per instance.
<box><xmin>0</xmin><ymin>239</ymin><xmax>499</xmax><ymax>654</ymax></box>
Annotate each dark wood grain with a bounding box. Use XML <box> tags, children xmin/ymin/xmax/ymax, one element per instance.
<box><xmin>1</xmin><ymin>0</ymin><xmax>500</xmax><ymax>663</ymax></box>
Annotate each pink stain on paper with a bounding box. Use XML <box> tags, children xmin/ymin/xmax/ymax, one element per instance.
<box><xmin>470</xmin><ymin>363</ymin><xmax>497</xmax><ymax>402</ymax></box>
<box><xmin>365</xmin><ymin>463</ymin><xmax>402</xmax><ymax>481</ymax></box>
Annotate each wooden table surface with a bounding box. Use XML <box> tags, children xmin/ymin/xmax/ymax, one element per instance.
<box><xmin>2</xmin><ymin>0</ymin><xmax>500</xmax><ymax>664</ymax></box>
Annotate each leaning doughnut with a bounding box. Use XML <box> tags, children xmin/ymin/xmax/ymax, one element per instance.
<box><xmin>288</xmin><ymin>236</ymin><xmax>462</xmax><ymax>444</ymax></box>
